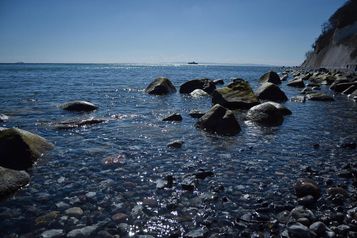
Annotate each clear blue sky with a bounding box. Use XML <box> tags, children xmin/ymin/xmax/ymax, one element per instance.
<box><xmin>0</xmin><ymin>0</ymin><xmax>346</xmax><ymax>65</ymax></box>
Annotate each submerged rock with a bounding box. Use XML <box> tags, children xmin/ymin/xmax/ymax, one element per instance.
<box><xmin>255</xmin><ymin>82</ymin><xmax>288</xmax><ymax>102</ymax></box>
<box><xmin>162</xmin><ymin>113</ymin><xmax>182</xmax><ymax>122</ymax></box>
<box><xmin>53</xmin><ymin>118</ymin><xmax>107</xmax><ymax>129</ymax></box>
<box><xmin>60</xmin><ymin>101</ymin><xmax>98</xmax><ymax>112</ymax></box>
<box><xmin>179</xmin><ymin>78</ymin><xmax>216</xmax><ymax>94</ymax></box>
<box><xmin>287</xmin><ymin>78</ymin><xmax>305</xmax><ymax>88</ymax></box>
<box><xmin>0</xmin><ymin>166</ymin><xmax>30</xmax><ymax>199</ymax></box>
<box><xmin>246</xmin><ymin>102</ymin><xmax>284</xmax><ymax>126</ymax></box>
<box><xmin>196</xmin><ymin>104</ymin><xmax>241</xmax><ymax>136</ymax></box>
<box><xmin>259</xmin><ymin>71</ymin><xmax>281</xmax><ymax>85</ymax></box>
<box><xmin>167</xmin><ymin>140</ymin><xmax>184</xmax><ymax>148</ymax></box>
<box><xmin>0</xmin><ymin>128</ymin><xmax>54</xmax><ymax>170</ymax></box>
<box><xmin>211</xmin><ymin>79</ymin><xmax>259</xmax><ymax>109</ymax></box>
<box><xmin>145</xmin><ymin>77</ymin><xmax>176</xmax><ymax>95</ymax></box>
<box><xmin>306</xmin><ymin>92</ymin><xmax>334</xmax><ymax>101</ymax></box>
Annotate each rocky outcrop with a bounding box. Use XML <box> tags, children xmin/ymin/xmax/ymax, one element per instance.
<box><xmin>179</xmin><ymin>78</ymin><xmax>216</xmax><ymax>94</ymax></box>
<box><xmin>255</xmin><ymin>82</ymin><xmax>288</xmax><ymax>102</ymax></box>
<box><xmin>0</xmin><ymin>128</ymin><xmax>54</xmax><ymax>170</ymax></box>
<box><xmin>145</xmin><ymin>77</ymin><xmax>176</xmax><ymax>95</ymax></box>
<box><xmin>0</xmin><ymin>166</ymin><xmax>30</xmax><ymax>199</ymax></box>
<box><xmin>162</xmin><ymin>113</ymin><xmax>182</xmax><ymax>122</ymax></box>
<box><xmin>246</xmin><ymin>102</ymin><xmax>284</xmax><ymax>126</ymax></box>
<box><xmin>211</xmin><ymin>79</ymin><xmax>259</xmax><ymax>110</ymax></box>
<box><xmin>60</xmin><ymin>101</ymin><xmax>98</xmax><ymax>112</ymax></box>
<box><xmin>196</xmin><ymin>104</ymin><xmax>241</xmax><ymax>136</ymax></box>
<box><xmin>259</xmin><ymin>71</ymin><xmax>281</xmax><ymax>85</ymax></box>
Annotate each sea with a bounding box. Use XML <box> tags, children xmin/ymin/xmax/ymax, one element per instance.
<box><xmin>0</xmin><ymin>63</ymin><xmax>356</xmax><ymax>237</ymax></box>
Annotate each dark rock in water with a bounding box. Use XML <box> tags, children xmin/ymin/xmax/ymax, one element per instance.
<box><xmin>342</xmin><ymin>85</ymin><xmax>357</xmax><ymax>95</ymax></box>
<box><xmin>181</xmin><ymin>175</ymin><xmax>196</xmax><ymax>191</ymax></box>
<box><xmin>291</xmin><ymin>95</ymin><xmax>306</xmax><ymax>103</ymax></box>
<box><xmin>194</xmin><ymin>170</ymin><xmax>214</xmax><ymax>179</ymax></box>
<box><xmin>213</xmin><ymin>79</ymin><xmax>224</xmax><ymax>85</ymax></box>
<box><xmin>294</xmin><ymin>178</ymin><xmax>320</xmax><ymax>200</ymax></box>
<box><xmin>306</xmin><ymin>92</ymin><xmax>334</xmax><ymax>101</ymax></box>
<box><xmin>246</xmin><ymin>102</ymin><xmax>284</xmax><ymax>126</ymax></box>
<box><xmin>196</xmin><ymin>104</ymin><xmax>241</xmax><ymax>136</ymax></box>
<box><xmin>211</xmin><ymin>79</ymin><xmax>259</xmax><ymax>110</ymax></box>
<box><xmin>162</xmin><ymin>113</ymin><xmax>182</xmax><ymax>122</ymax></box>
<box><xmin>290</xmin><ymin>206</ymin><xmax>316</xmax><ymax>222</ymax></box>
<box><xmin>179</xmin><ymin>78</ymin><xmax>216</xmax><ymax>94</ymax></box>
<box><xmin>189</xmin><ymin>109</ymin><xmax>205</xmax><ymax>118</ymax></box>
<box><xmin>287</xmin><ymin>222</ymin><xmax>314</xmax><ymax>238</ymax></box>
<box><xmin>300</xmin><ymin>87</ymin><xmax>314</xmax><ymax>95</ymax></box>
<box><xmin>0</xmin><ymin>128</ymin><xmax>54</xmax><ymax>170</ymax></box>
<box><xmin>156</xmin><ymin>175</ymin><xmax>174</xmax><ymax>189</ymax></box>
<box><xmin>53</xmin><ymin>118</ymin><xmax>107</xmax><ymax>129</ymax></box>
<box><xmin>287</xmin><ymin>78</ymin><xmax>305</xmax><ymax>88</ymax></box>
<box><xmin>327</xmin><ymin>187</ymin><xmax>348</xmax><ymax>198</ymax></box>
<box><xmin>281</xmin><ymin>74</ymin><xmax>288</xmax><ymax>81</ymax></box>
<box><xmin>0</xmin><ymin>166</ymin><xmax>30</xmax><ymax>199</ymax></box>
<box><xmin>297</xmin><ymin>195</ymin><xmax>316</xmax><ymax>207</ymax></box>
<box><xmin>145</xmin><ymin>77</ymin><xmax>176</xmax><ymax>95</ymax></box>
<box><xmin>255</xmin><ymin>82</ymin><xmax>288</xmax><ymax>102</ymax></box>
<box><xmin>309</xmin><ymin>221</ymin><xmax>328</xmax><ymax>236</ymax></box>
<box><xmin>185</xmin><ymin>227</ymin><xmax>208</xmax><ymax>238</ymax></box>
<box><xmin>0</xmin><ymin>114</ymin><xmax>9</xmax><ymax>122</ymax></box>
<box><xmin>167</xmin><ymin>140</ymin><xmax>183</xmax><ymax>148</ymax></box>
<box><xmin>259</xmin><ymin>71</ymin><xmax>281</xmax><ymax>85</ymax></box>
<box><xmin>266</xmin><ymin>102</ymin><xmax>292</xmax><ymax>115</ymax></box>
<box><xmin>102</xmin><ymin>154</ymin><xmax>126</xmax><ymax>167</ymax></box>
<box><xmin>330</xmin><ymin>81</ymin><xmax>357</xmax><ymax>93</ymax></box>
<box><xmin>60</xmin><ymin>101</ymin><xmax>98</xmax><ymax>112</ymax></box>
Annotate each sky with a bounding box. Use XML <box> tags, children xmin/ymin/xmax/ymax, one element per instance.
<box><xmin>0</xmin><ymin>0</ymin><xmax>347</xmax><ymax>65</ymax></box>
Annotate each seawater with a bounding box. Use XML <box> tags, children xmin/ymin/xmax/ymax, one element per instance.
<box><xmin>0</xmin><ymin>64</ymin><xmax>356</xmax><ymax>237</ymax></box>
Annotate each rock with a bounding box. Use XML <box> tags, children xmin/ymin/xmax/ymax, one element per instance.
<box><xmin>211</xmin><ymin>79</ymin><xmax>259</xmax><ymax>109</ymax></box>
<box><xmin>196</xmin><ymin>104</ymin><xmax>241</xmax><ymax>136</ymax></box>
<box><xmin>67</xmin><ymin>225</ymin><xmax>98</xmax><ymax>238</ymax></box>
<box><xmin>330</xmin><ymin>81</ymin><xmax>357</xmax><ymax>93</ymax></box>
<box><xmin>40</xmin><ymin>229</ymin><xmax>64</xmax><ymax>238</ymax></box>
<box><xmin>190</xmin><ymin>89</ymin><xmax>209</xmax><ymax>98</ymax></box>
<box><xmin>181</xmin><ymin>175</ymin><xmax>196</xmax><ymax>191</ymax></box>
<box><xmin>287</xmin><ymin>78</ymin><xmax>305</xmax><ymax>88</ymax></box>
<box><xmin>306</xmin><ymin>92</ymin><xmax>334</xmax><ymax>101</ymax></box>
<box><xmin>309</xmin><ymin>221</ymin><xmax>327</xmax><ymax>236</ymax></box>
<box><xmin>162</xmin><ymin>113</ymin><xmax>182</xmax><ymax>122</ymax></box>
<box><xmin>167</xmin><ymin>140</ymin><xmax>183</xmax><ymax>148</ymax></box>
<box><xmin>255</xmin><ymin>82</ymin><xmax>288</xmax><ymax>102</ymax></box>
<box><xmin>111</xmin><ymin>213</ymin><xmax>128</xmax><ymax>222</ymax></box>
<box><xmin>342</xmin><ymin>85</ymin><xmax>357</xmax><ymax>95</ymax></box>
<box><xmin>266</xmin><ymin>102</ymin><xmax>292</xmax><ymax>115</ymax></box>
<box><xmin>155</xmin><ymin>175</ymin><xmax>174</xmax><ymax>189</ymax></box>
<box><xmin>0</xmin><ymin>166</ymin><xmax>30</xmax><ymax>199</ymax></box>
<box><xmin>301</xmin><ymin>87</ymin><xmax>314</xmax><ymax>94</ymax></box>
<box><xmin>287</xmin><ymin>222</ymin><xmax>314</xmax><ymax>238</ymax></box>
<box><xmin>194</xmin><ymin>170</ymin><xmax>214</xmax><ymax>179</ymax></box>
<box><xmin>189</xmin><ymin>110</ymin><xmax>205</xmax><ymax>118</ymax></box>
<box><xmin>35</xmin><ymin>211</ymin><xmax>60</xmax><ymax>225</ymax></box>
<box><xmin>184</xmin><ymin>227</ymin><xmax>208</xmax><ymax>238</ymax></box>
<box><xmin>145</xmin><ymin>77</ymin><xmax>176</xmax><ymax>95</ymax></box>
<box><xmin>297</xmin><ymin>195</ymin><xmax>316</xmax><ymax>207</ymax></box>
<box><xmin>291</xmin><ymin>95</ymin><xmax>306</xmax><ymax>103</ymax></box>
<box><xmin>53</xmin><ymin>118</ymin><xmax>107</xmax><ymax>129</ymax></box>
<box><xmin>60</xmin><ymin>101</ymin><xmax>97</xmax><ymax>112</ymax></box>
<box><xmin>290</xmin><ymin>206</ymin><xmax>316</xmax><ymax>222</ymax></box>
<box><xmin>179</xmin><ymin>78</ymin><xmax>216</xmax><ymax>94</ymax></box>
<box><xmin>0</xmin><ymin>114</ymin><xmax>9</xmax><ymax>122</ymax></box>
<box><xmin>213</xmin><ymin>79</ymin><xmax>224</xmax><ymax>85</ymax></box>
<box><xmin>281</xmin><ymin>74</ymin><xmax>289</xmax><ymax>81</ymax></box>
<box><xmin>246</xmin><ymin>102</ymin><xmax>284</xmax><ymax>126</ymax></box>
<box><xmin>102</xmin><ymin>154</ymin><xmax>125</xmax><ymax>167</ymax></box>
<box><xmin>294</xmin><ymin>178</ymin><xmax>321</xmax><ymax>200</ymax></box>
<box><xmin>0</xmin><ymin>128</ymin><xmax>54</xmax><ymax>170</ymax></box>
<box><xmin>259</xmin><ymin>71</ymin><xmax>281</xmax><ymax>84</ymax></box>
<box><xmin>65</xmin><ymin>207</ymin><xmax>83</xmax><ymax>217</ymax></box>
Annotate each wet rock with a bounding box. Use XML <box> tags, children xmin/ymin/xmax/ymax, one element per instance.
<box><xmin>142</xmin><ymin>198</ymin><xmax>158</xmax><ymax>207</ymax></box>
<box><xmin>184</xmin><ymin>227</ymin><xmax>208</xmax><ymax>238</ymax></box>
<box><xmin>85</xmin><ymin>192</ymin><xmax>96</xmax><ymax>199</ymax></box>
<box><xmin>180</xmin><ymin>78</ymin><xmax>216</xmax><ymax>94</ymax></box>
<box><xmin>287</xmin><ymin>78</ymin><xmax>305</xmax><ymax>88</ymax></box>
<box><xmin>281</xmin><ymin>74</ymin><xmax>289</xmax><ymax>81</ymax></box>
<box><xmin>0</xmin><ymin>166</ymin><xmax>30</xmax><ymax>199</ymax></box>
<box><xmin>306</xmin><ymin>92</ymin><xmax>334</xmax><ymax>101</ymax></box>
<box><xmin>213</xmin><ymin>79</ymin><xmax>224</xmax><ymax>85</ymax></box>
<box><xmin>0</xmin><ymin>128</ymin><xmax>54</xmax><ymax>170</ymax></box>
<box><xmin>111</xmin><ymin>213</ymin><xmax>128</xmax><ymax>222</ymax></box>
<box><xmin>287</xmin><ymin>222</ymin><xmax>314</xmax><ymax>238</ymax></box>
<box><xmin>145</xmin><ymin>77</ymin><xmax>176</xmax><ymax>95</ymax></box>
<box><xmin>297</xmin><ymin>195</ymin><xmax>316</xmax><ymax>207</ymax></box>
<box><xmin>102</xmin><ymin>154</ymin><xmax>126</xmax><ymax>167</ymax></box>
<box><xmin>60</xmin><ymin>100</ymin><xmax>97</xmax><ymax>112</ymax></box>
<box><xmin>53</xmin><ymin>118</ymin><xmax>107</xmax><ymax>129</ymax></box>
<box><xmin>294</xmin><ymin>178</ymin><xmax>321</xmax><ymax>200</ymax></box>
<box><xmin>181</xmin><ymin>175</ymin><xmax>196</xmax><ymax>191</ymax></box>
<box><xmin>167</xmin><ymin>140</ymin><xmax>183</xmax><ymax>148</ymax></box>
<box><xmin>309</xmin><ymin>221</ymin><xmax>327</xmax><ymax>236</ymax></box>
<box><xmin>0</xmin><ymin>114</ymin><xmax>9</xmax><ymax>122</ymax></box>
<box><xmin>211</xmin><ymin>79</ymin><xmax>259</xmax><ymax>110</ymax></box>
<box><xmin>330</xmin><ymin>81</ymin><xmax>357</xmax><ymax>93</ymax></box>
<box><xmin>40</xmin><ymin>229</ymin><xmax>64</xmax><ymax>238</ymax></box>
<box><xmin>290</xmin><ymin>206</ymin><xmax>316</xmax><ymax>222</ymax></box>
<box><xmin>65</xmin><ymin>207</ymin><xmax>83</xmax><ymax>217</ymax></box>
<box><xmin>67</xmin><ymin>225</ymin><xmax>98</xmax><ymax>238</ymax></box>
<box><xmin>301</xmin><ymin>87</ymin><xmax>314</xmax><ymax>94</ymax></box>
<box><xmin>255</xmin><ymin>82</ymin><xmax>288</xmax><ymax>102</ymax></box>
<box><xmin>194</xmin><ymin>170</ymin><xmax>214</xmax><ymax>179</ymax></box>
<box><xmin>190</xmin><ymin>89</ymin><xmax>209</xmax><ymax>98</ymax></box>
<box><xmin>265</xmin><ymin>101</ymin><xmax>292</xmax><ymax>115</ymax></box>
<box><xmin>259</xmin><ymin>71</ymin><xmax>281</xmax><ymax>85</ymax></box>
<box><xmin>291</xmin><ymin>95</ymin><xmax>306</xmax><ymax>103</ymax></box>
<box><xmin>342</xmin><ymin>85</ymin><xmax>357</xmax><ymax>95</ymax></box>
<box><xmin>196</xmin><ymin>104</ymin><xmax>241</xmax><ymax>136</ymax></box>
<box><xmin>189</xmin><ymin>110</ymin><xmax>205</xmax><ymax>118</ymax></box>
<box><xmin>162</xmin><ymin>113</ymin><xmax>182</xmax><ymax>122</ymax></box>
<box><xmin>246</xmin><ymin>102</ymin><xmax>284</xmax><ymax>126</ymax></box>
<box><xmin>35</xmin><ymin>211</ymin><xmax>60</xmax><ymax>225</ymax></box>
<box><xmin>156</xmin><ymin>175</ymin><xmax>174</xmax><ymax>189</ymax></box>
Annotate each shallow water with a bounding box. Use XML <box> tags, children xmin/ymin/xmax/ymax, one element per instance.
<box><xmin>0</xmin><ymin>64</ymin><xmax>356</xmax><ymax>237</ymax></box>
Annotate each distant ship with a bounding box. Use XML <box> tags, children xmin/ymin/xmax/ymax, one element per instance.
<box><xmin>187</xmin><ymin>61</ymin><xmax>198</xmax><ymax>65</ymax></box>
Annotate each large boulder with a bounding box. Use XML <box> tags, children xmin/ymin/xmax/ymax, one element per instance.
<box><xmin>255</xmin><ymin>82</ymin><xmax>288</xmax><ymax>102</ymax></box>
<box><xmin>246</xmin><ymin>102</ymin><xmax>284</xmax><ymax>126</ymax></box>
<box><xmin>266</xmin><ymin>101</ymin><xmax>292</xmax><ymax>115</ymax></box>
<box><xmin>179</xmin><ymin>78</ymin><xmax>216</xmax><ymax>94</ymax></box>
<box><xmin>0</xmin><ymin>166</ymin><xmax>30</xmax><ymax>199</ymax></box>
<box><xmin>330</xmin><ymin>81</ymin><xmax>357</xmax><ymax>93</ymax></box>
<box><xmin>60</xmin><ymin>101</ymin><xmax>97</xmax><ymax>112</ymax></box>
<box><xmin>287</xmin><ymin>78</ymin><xmax>305</xmax><ymax>88</ymax></box>
<box><xmin>196</xmin><ymin>104</ymin><xmax>241</xmax><ymax>136</ymax></box>
<box><xmin>211</xmin><ymin>79</ymin><xmax>259</xmax><ymax>110</ymax></box>
<box><xmin>145</xmin><ymin>77</ymin><xmax>176</xmax><ymax>95</ymax></box>
<box><xmin>0</xmin><ymin>128</ymin><xmax>54</xmax><ymax>170</ymax></box>
<box><xmin>259</xmin><ymin>71</ymin><xmax>281</xmax><ymax>85</ymax></box>
<box><xmin>306</xmin><ymin>92</ymin><xmax>334</xmax><ymax>101</ymax></box>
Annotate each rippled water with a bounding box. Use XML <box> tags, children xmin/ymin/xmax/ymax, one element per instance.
<box><xmin>0</xmin><ymin>64</ymin><xmax>356</xmax><ymax>237</ymax></box>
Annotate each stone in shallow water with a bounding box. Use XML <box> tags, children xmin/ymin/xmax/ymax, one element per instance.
<box><xmin>40</xmin><ymin>229</ymin><xmax>64</xmax><ymax>238</ymax></box>
<box><xmin>145</xmin><ymin>77</ymin><xmax>176</xmax><ymax>95</ymax></box>
<box><xmin>189</xmin><ymin>109</ymin><xmax>205</xmax><ymax>118</ymax></box>
<box><xmin>162</xmin><ymin>113</ymin><xmax>182</xmax><ymax>122</ymax></box>
<box><xmin>185</xmin><ymin>227</ymin><xmax>208</xmax><ymax>238</ymax></box>
<box><xmin>246</xmin><ymin>102</ymin><xmax>284</xmax><ymax>126</ymax></box>
<box><xmin>255</xmin><ymin>82</ymin><xmax>288</xmax><ymax>102</ymax></box>
<box><xmin>190</xmin><ymin>89</ymin><xmax>209</xmax><ymax>97</ymax></box>
<box><xmin>65</xmin><ymin>207</ymin><xmax>83</xmax><ymax>217</ymax></box>
<box><xmin>294</xmin><ymin>178</ymin><xmax>320</xmax><ymax>199</ymax></box>
<box><xmin>259</xmin><ymin>71</ymin><xmax>282</xmax><ymax>85</ymax></box>
<box><xmin>60</xmin><ymin>100</ymin><xmax>98</xmax><ymax>112</ymax></box>
<box><xmin>287</xmin><ymin>222</ymin><xmax>314</xmax><ymax>238</ymax></box>
<box><xmin>167</xmin><ymin>140</ymin><xmax>183</xmax><ymax>148</ymax></box>
<box><xmin>111</xmin><ymin>212</ymin><xmax>128</xmax><ymax>222</ymax></box>
<box><xmin>0</xmin><ymin>166</ymin><xmax>30</xmax><ymax>199</ymax></box>
<box><xmin>67</xmin><ymin>225</ymin><xmax>98</xmax><ymax>238</ymax></box>
<box><xmin>0</xmin><ymin>114</ymin><xmax>9</xmax><ymax>122</ymax></box>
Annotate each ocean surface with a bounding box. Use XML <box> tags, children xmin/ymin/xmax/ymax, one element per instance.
<box><xmin>0</xmin><ymin>63</ymin><xmax>356</xmax><ymax>237</ymax></box>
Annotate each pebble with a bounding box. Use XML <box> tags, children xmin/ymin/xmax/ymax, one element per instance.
<box><xmin>309</xmin><ymin>221</ymin><xmax>327</xmax><ymax>236</ymax></box>
<box><xmin>287</xmin><ymin>222</ymin><xmax>313</xmax><ymax>238</ymax></box>
<box><xmin>67</xmin><ymin>225</ymin><xmax>98</xmax><ymax>238</ymax></box>
<box><xmin>40</xmin><ymin>229</ymin><xmax>64</xmax><ymax>238</ymax></box>
<box><xmin>86</xmin><ymin>192</ymin><xmax>97</xmax><ymax>198</ymax></box>
<box><xmin>294</xmin><ymin>178</ymin><xmax>321</xmax><ymax>199</ymax></box>
<box><xmin>65</xmin><ymin>207</ymin><xmax>83</xmax><ymax>217</ymax></box>
<box><xmin>111</xmin><ymin>213</ymin><xmax>128</xmax><ymax>222</ymax></box>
